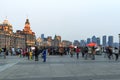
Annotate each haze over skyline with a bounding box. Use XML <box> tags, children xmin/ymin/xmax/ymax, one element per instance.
<box><xmin>0</xmin><ymin>0</ymin><xmax>120</xmax><ymax>42</ymax></box>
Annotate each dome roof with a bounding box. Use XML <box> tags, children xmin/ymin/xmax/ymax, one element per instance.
<box><xmin>3</xmin><ymin>19</ymin><xmax>10</xmax><ymax>25</ymax></box>
<box><xmin>2</xmin><ymin>19</ymin><xmax>13</xmax><ymax>31</ymax></box>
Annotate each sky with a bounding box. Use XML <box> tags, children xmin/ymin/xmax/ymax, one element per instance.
<box><xmin>0</xmin><ymin>0</ymin><xmax>120</xmax><ymax>42</ymax></box>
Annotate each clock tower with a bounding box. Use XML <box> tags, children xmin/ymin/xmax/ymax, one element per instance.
<box><xmin>23</xmin><ymin>18</ymin><xmax>35</xmax><ymax>47</ymax></box>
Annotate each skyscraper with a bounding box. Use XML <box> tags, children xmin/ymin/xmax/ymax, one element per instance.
<box><xmin>87</xmin><ymin>38</ymin><xmax>91</xmax><ymax>44</ymax></box>
<box><xmin>102</xmin><ymin>35</ymin><xmax>107</xmax><ymax>47</ymax></box>
<box><xmin>41</xmin><ymin>34</ymin><xmax>44</xmax><ymax>40</ymax></box>
<box><xmin>97</xmin><ymin>37</ymin><xmax>100</xmax><ymax>45</ymax></box>
<box><xmin>108</xmin><ymin>36</ymin><xmax>113</xmax><ymax>47</ymax></box>
<box><xmin>92</xmin><ymin>36</ymin><xmax>97</xmax><ymax>43</ymax></box>
<box><xmin>80</xmin><ymin>40</ymin><xmax>86</xmax><ymax>47</ymax></box>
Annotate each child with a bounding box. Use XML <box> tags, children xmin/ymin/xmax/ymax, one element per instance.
<box><xmin>29</xmin><ymin>51</ymin><xmax>33</xmax><ymax>60</ymax></box>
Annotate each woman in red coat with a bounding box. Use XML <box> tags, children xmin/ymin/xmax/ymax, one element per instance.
<box><xmin>76</xmin><ymin>47</ymin><xmax>80</xmax><ymax>59</ymax></box>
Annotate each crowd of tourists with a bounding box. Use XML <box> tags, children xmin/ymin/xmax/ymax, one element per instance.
<box><xmin>0</xmin><ymin>45</ymin><xmax>120</xmax><ymax>61</ymax></box>
<box><xmin>68</xmin><ymin>46</ymin><xmax>119</xmax><ymax>61</ymax></box>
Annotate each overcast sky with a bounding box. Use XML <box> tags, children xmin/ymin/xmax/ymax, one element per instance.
<box><xmin>0</xmin><ymin>0</ymin><xmax>120</xmax><ymax>42</ymax></box>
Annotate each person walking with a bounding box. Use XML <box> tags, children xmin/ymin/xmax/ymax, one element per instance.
<box><xmin>84</xmin><ymin>46</ymin><xmax>88</xmax><ymax>59</ymax></box>
<box><xmin>29</xmin><ymin>50</ymin><xmax>33</xmax><ymax>60</ymax></box>
<box><xmin>107</xmin><ymin>46</ymin><xmax>113</xmax><ymax>60</ymax></box>
<box><xmin>42</xmin><ymin>48</ymin><xmax>47</xmax><ymax>62</ymax></box>
<box><xmin>59</xmin><ymin>47</ymin><xmax>64</xmax><ymax>56</ymax></box>
<box><xmin>76</xmin><ymin>47</ymin><xmax>80</xmax><ymax>59</ymax></box>
<box><xmin>91</xmin><ymin>46</ymin><xmax>96</xmax><ymax>60</ymax></box>
<box><xmin>70</xmin><ymin>47</ymin><xmax>74</xmax><ymax>57</ymax></box>
<box><xmin>81</xmin><ymin>47</ymin><xmax>85</xmax><ymax>58</ymax></box>
<box><xmin>26</xmin><ymin>48</ymin><xmax>30</xmax><ymax>60</ymax></box>
<box><xmin>35</xmin><ymin>46</ymin><xmax>39</xmax><ymax>61</ymax></box>
<box><xmin>113</xmin><ymin>47</ymin><xmax>119</xmax><ymax>61</ymax></box>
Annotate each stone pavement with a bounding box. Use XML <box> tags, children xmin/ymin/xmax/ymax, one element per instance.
<box><xmin>0</xmin><ymin>54</ymin><xmax>120</xmax><ymax>80</ymax></box>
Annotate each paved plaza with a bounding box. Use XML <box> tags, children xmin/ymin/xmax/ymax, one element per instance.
<box><xmin>0</xmin><ymin>54</ymin><xmax>120</xmax><ymax>80</ymax></box>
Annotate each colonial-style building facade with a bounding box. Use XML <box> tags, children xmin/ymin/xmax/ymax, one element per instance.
<box><xmin>22</xmin><ymin>19</ymin><xmax>36</xmax><ymax>47</ymax></box>
<box><xmin>36</xmin><ymin>35</ymin><xmax>72</xmax><ymax>48</ymax></box>
<box><xmin>0</xmin><ymin>18</ymin><xmax>35</xmax><ymax>50</ymax></box>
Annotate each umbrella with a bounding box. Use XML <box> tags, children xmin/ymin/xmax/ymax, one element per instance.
<box><xmin>87</xmin><ymin>42</ymin><xmax>97</xmax><ymax>47</ymax></box>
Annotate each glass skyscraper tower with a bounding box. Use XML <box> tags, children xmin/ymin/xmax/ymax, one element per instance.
<box><xmin>102</xmin><ymin>35</ymin><xmax>107</xmax><ymax>47</ymax></box>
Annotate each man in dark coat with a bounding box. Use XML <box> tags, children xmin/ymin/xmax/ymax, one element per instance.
<box><xmin>35</xmin><ymin>46</ymin><xmax>39</xmax><ymax>61</ymax></box>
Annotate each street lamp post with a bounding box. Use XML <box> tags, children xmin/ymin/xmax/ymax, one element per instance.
<box><xmin>119</xmin><ymin>34</ymin><xmax>120</xmax><ymax>54</ymax></box>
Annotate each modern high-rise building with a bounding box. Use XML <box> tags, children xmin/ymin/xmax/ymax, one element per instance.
<box><xmin>113</xmin><ymin>42</ymin><xmax>119</xmax><ymax>48</ymax></box>
<box><xmin>92</xmin><ymin>36</ymin><xmax>97</xmax><ymax>43</ymax></box>
<box><xmin>41</xmin><ymin>34</ymin><xmax>44</xmax><ymax>40</ymax></box>
<box><xmin>96</xmin><ymin>37</ymin><xmax>100</xmax><ymax>45</ymax></box>
<box><xmin>108</xmin><ymin>36</ymin><xmax>113</xmax><ymax>47</ymax></box>
<box><xmin>80</xmin><ymin>40</ymin><xmax>86</xmax><ymax>47</ymax></box>
<box><xmin>87</xmin><ymin>38</ymin><xmax>91</xmax><ymax>44</ymax></box>
<box><xmin>102</xmin><ymin>35</ymin><xmax>107</xmax><ymax>47</ymax></box>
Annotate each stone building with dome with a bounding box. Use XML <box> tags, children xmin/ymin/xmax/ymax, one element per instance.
<box><xmin>22</xmin><ymin>18</ymin><xmax>36</xmax><ymax>47</ymax></box>
<box><xmin>0</xmin><ymin>19</ymin><xmax>14</xmax><ymax>50</ymax></box>
<box><xmin>0</xmin><ymin>18</ymin><xmax>36</xmax><ymax>50</ymax></box>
